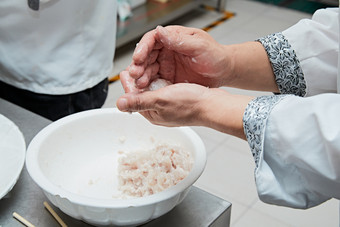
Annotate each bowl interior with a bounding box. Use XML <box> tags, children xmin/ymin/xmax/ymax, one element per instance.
<box><xmin>30</xmin><ymin>109</ymin><xmax>205</xmax><ymax>203</ymax></box>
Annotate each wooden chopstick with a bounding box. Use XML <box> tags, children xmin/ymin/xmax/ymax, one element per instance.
<box><xmin>13</xmin><ymin>212</ymin><xmax>35</xmax><ymax>227</ymax></box>
<box><xmin>43</xmin><ymin>201</ymin><xmax>68</xmax><ymax>227</ymax></box>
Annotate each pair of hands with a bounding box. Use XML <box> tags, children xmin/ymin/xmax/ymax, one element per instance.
<box><xmin>116</xmin><ymin>25</ymin><xmax>253</xmax><ymax>139</ymax></box>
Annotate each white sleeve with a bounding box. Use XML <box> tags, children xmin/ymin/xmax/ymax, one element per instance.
<box><xmin>244</xmin><ymin>8</ymin><xmax>340</xmax><ymax>209</ymax></box>
<box><xmin>243</xmin><ymin>94</ymin><xmax>340</xmax><ymax>209</ymax></box>
<box><xmin>282</xmin><ymin>8</ymin><xmax>339</xmax><ymax>96</ymax></box>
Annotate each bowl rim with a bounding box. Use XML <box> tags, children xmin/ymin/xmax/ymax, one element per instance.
<box><xmin>26</xmin><ymin>108</ymin><xmax>206</xmax><ymax>208</ymax></box>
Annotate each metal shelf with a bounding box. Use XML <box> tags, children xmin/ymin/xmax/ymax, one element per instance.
<box><xmin>116</xmin><ymin>0</ymin><xmax>203</xmax><ymax>48</ymax></box>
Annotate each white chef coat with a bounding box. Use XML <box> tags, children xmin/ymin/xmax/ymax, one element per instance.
<box><xmin>0</xmin><ymin>0</ymin><xmax>117</xmax><ymax>95</ymax></box>
<box><xmin>243</xmin><ymin>6</ymin><xmax>340</xmax><ymax>214</ymax></box>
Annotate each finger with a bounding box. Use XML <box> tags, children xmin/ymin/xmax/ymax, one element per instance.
<box><xmin>119</xmin><ymin>70</ymin><xmax>138</xmax><ymax>93</ymax></box>
<box><xmin>132</xmin><ymin>42</ymin><xmax>149</xmax><ymax>65</ymax></box>
<box><xmin>156</xmin><ymin>25</ymin><xmax>204</xmax><ymax>56</ymax></box>
<box><xmin>129</xmin><ymin>47</ymin><xmax>160</xmax><ymax>80</ymax></box>
<box><xmin>148</xmin><ymin>50</ymin><xmax>159</xmax><ymax>65</ymax></box>
<box><xmin>116</xmin><ymin>92</ymin><xmax>157</xmax><ymax>112</ymax></box>
<box><xmin>135</xmin><ymin>62</ymin><xmax>160</xmax><ymax>88</ymax></box>
<box><xmin>132</xmin><ymin>30</ymin><xmax>163</xmax><ymax>65</ymax></box>
<box><xmin>157</xmin><ymin>47</ymin><xmax>175</xmax><ymax>82</ymax></box>
<box><xmin>129</xmin><ymin>63</ymin><xmax>145</xmax><ymax>79</ymax></box>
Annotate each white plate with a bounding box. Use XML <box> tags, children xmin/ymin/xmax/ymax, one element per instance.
<box><xmin>0</xmin><ymin>114</ymin><xmax>26</xmax><ymax>199</ymax></box>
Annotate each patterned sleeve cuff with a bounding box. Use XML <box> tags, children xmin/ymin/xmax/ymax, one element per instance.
<box><xmin>243</xmin><ymin>95</ymin><xmax>289</xmax><ymax>168</ymax></box>
<box><xmin>257</xmin><ymin>33</ymin><xmax>306</xmax><ymax>97</ymax></box>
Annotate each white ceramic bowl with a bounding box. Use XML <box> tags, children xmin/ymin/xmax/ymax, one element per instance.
<box><xmin>26</xmin><ymin>108</ymin><xmax>206</xmax><ymax>226</ymax></box>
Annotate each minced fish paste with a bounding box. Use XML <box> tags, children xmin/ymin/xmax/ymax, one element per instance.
<box><xmin>118</xmin><ymin>143</ymin><xmax>193</xmax><ymax>197</ymax></box>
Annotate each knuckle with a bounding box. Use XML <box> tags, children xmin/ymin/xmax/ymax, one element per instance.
<box><xmin>134</xmin><ymin>96</ymin><xmax>143</xmax><ymax>111</ymax></box>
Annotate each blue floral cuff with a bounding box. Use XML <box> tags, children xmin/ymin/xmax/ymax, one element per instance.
<box><xmin>243</xmin><ymin>95</ymin><xmax>289</xmax><ymax>168</ymax></box>
<box><xmin>257</xmin><ymin>33</ymin><xmax>306</xmax><ymax>97</ymax></box>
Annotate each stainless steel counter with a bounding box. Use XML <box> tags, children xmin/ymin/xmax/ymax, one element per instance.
<box><xmin>0</xmin><ymin>98</ymin><xmax>231</xmax><ymax>226</ymax></box>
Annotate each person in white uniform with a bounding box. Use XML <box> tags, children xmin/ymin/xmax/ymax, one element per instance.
<box><xmin>0</xmin><ymin>0</ymin><xmax>117</xmax><ymax>120</ymax></box>
<box><xmin>116</xmin><ymin>7</ymin><xmax>340</xmax><ymax>215</ymax></box>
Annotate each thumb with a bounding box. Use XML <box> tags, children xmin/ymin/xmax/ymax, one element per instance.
<box><xmin>116</xmin><ymin>92</ymin><xmax>156</xmax><ymax>112</ymax></box>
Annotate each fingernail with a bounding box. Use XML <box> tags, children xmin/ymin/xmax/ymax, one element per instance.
<box><xmin>134</xmin><ymin>43</ymin><xmax>143</xmax><ymax>54</ymax></box>
<box><xmin>156</xmin><ymin>25</ymin><xmax>163</xmax><ymax>31</ymax></box>
<box><xmin>136</xmin><ymin>77</ymin><xmax>146</xmax><ymax>88</ymax></box>
<box><xmin>117</xmin><ymin>98</ymin><xmax>128</xmax><ymax>111</ymax></box>
<box><xmin>158</xmin><ymin>26</ymin><xmax>168</xmax><ymax>36</ymax></box>
<box><xmin>157</xmin><ymin>26</ymin><xmax>169</xmax><ymax>44</ymax></box>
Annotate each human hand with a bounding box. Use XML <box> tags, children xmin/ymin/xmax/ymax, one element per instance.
<box><xmin>124</xmin><ymin>25</ymin><xmax>234</xmax><ymax>92</ymax></box>
<box><xmin>117</xmin><ymin>83</ymin><xmax>210</xmax><ymax>127</ymax></box>
<box><xmin>116</xmin><ymin>83</ymin><xmax>253</xmax><ymax>139</ymax></box>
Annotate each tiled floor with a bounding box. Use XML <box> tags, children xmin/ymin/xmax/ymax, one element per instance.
<box><xmin>103</xmin><ymin>1</ymin><xmax>339</xmax><ymax>226</ymax></box>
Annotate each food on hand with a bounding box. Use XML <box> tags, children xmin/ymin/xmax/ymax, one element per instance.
<box><xmin>146</xmin><ymin>78</ymin><xmax>172</xmax><ymax>91</ymax></box>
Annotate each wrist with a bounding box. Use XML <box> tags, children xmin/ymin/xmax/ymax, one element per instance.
<box><xmin>198</xmin><ymin>88</ymin><xmax>254</xmax><ymax>139</ymax></box>
<box><xmin>213</xmin><ymin>44</ymin><xmax>237</xmax><ymax>87</ymax></box>
<box><xmin>222</xmin><ymin>42</ymin><xmax>278</xmax><ymax>92</ymax></box>
<box><xmin>221</xmin><ymin>44</ymin><xmax>237</xmax><ymax>87</ymax></box>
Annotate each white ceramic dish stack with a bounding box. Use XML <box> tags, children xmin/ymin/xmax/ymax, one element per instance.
<box><xmin>0</xmin><ymin>114</ymin><xmax>26</xmax><ymax>200</ymax></box>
